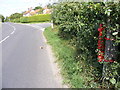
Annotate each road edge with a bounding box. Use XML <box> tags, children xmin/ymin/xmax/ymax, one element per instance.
<box><xmin>42</xmin><ymin>28</ymin><xmax>68</xmax><ymax>88</ymax></box>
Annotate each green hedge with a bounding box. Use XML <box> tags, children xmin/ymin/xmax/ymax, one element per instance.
<box><xmin>13</xmin><ymin>18</ymin><xmax>20</xmax><ymax>23</ymax></box>
<box><xmin>20</xmin><ymin>14</ymin><xmax>51</xmax><ymax>23</ymax></box>
<box><xmin>20</xmin><ymin>17</ymin><xmax>28</xmax><ymax>23</ymax></box>
<box><xmin>0</xmin><ymin>15</ymin><xmax>5</xmax><ymax>22</ymax></box>
<box><xmin>52</xmin><ymin>2</ymin><xmax>120</xmax><ymax>88</ymax></box>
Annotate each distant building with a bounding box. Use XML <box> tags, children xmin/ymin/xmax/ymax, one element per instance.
<box><xmin>43</xmin><ymin>6</ymin><xmax>52</xmax><ymax>14</ymax></box>
<box><xmin>23</xmin><ymin>6</ymin><xmax>51</xmax><ymax>17</ymax></box>
<box><xmin>23</xmin><ymin>7</ymin><xmax>40</xmax><ymax>17</ymax></box>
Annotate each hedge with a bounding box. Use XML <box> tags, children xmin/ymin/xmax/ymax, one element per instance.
<box><xmin>52</xmin><ymin>2</ymin><xmax>120</xmax><ymax>88</ymax></box>
<box><xmin>13</xmin><ymin>18</ymin><xmax>20</xmax><ymax>23</ymax></box>
<box><xmin>20</xmin><ymin>14</ymin><xmax>51</xmax><ymax>23</ymax></box>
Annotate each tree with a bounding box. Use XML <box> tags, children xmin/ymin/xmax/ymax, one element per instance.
<box><xmin>4</xmin><ymin>17</ymin><xmax>10</xmax><ymax>22</ymax></box>
<box><xmin>33</xmin><ymin>6</ymin><xmax>43</xmax><ymax>14</ymax></box>
<box><xmin>47</xmin><ymin>3</ymin><xmax>53</xmax><ymax>9</ymax></box>
<box><xmin>9</xmin><ymin>13</ymin><xmax>23</xmax><ymax>20</ymax></box>
<box><xmin>33</xmin><ymin>6</ymin><xmax>42</xmax><ymax>10</ymax></box>
<box><xmin>0</xmin><ymin>14</ymin><xmax>5</xmax><ymax>22</ymax></box>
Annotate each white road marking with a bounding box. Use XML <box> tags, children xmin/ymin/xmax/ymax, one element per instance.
<box><xmin>0</xmin><ymin>36</ymin><xmax>9</xmax><ymax>44</ymax></box>
<box><xmin>0</xmin><ymin>23</ymin><xmax>16</xmax><ymax>44</ymax></box>
<box><xmin>11</xmin><ymin>31</ymin><xmax>15</xmax><ymax>34</ymax></box>
<box><xmin>7</xmin><ymin>24</ymin><xmax>16</xmax><ymax>31</ymax></box>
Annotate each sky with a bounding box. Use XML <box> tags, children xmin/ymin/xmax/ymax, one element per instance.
<box><xmin>0</xmin><ymin>0</ymin><xmax>55</xmax><ymax>17</ymax></box>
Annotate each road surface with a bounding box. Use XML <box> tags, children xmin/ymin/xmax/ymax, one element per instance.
<box><xmin>1</xmin><ymin>22</ymin><xmax>61</xmax><ymax>88</ymax></box>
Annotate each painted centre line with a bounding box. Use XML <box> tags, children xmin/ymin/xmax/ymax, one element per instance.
<box><xmin>0</xmin><ymin>36</ymin><xmax>9</xmax><ymax>44</ymax></box>
<box><xmin>0</xmin><ymin>23</ymin><xmax>16</xmax><ymax>44</ymax></box>
<box><xmin>11</xmin><ymin>31</ymin><xmax>15</xmax><ymax>34</ymax></box>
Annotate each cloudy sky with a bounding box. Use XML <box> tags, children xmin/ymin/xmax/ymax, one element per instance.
<box><xmin>0</xmin><ymin>0</ymin><xmax>55</xmax><ymax>17</ymax></box>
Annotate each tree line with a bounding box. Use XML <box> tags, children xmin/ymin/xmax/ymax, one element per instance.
<box><xmin>1</xmin><ymin>4</ymin><xmax>53</xmax><ymax>22</ymax></box>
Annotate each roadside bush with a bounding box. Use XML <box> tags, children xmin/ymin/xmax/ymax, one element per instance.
<box><xmin>28</xmin><ymin>14</ymin><xmax>51</xmax><ymax>22</ymax></box>
<box><xmin>13</xmin><ymin>18</ymin><xmax>20</xmax><ymax>23</ymax></box>
<box><xmin>20</xmin><ymin>17</ymin><xmax>28</xmax><ymax>23</ymax></box>
<box><xmin>52</xmin><ymin>2</ymin><xmax>120</xmax><ymax>88</ymax></box>
<box><xmin>0</xmin><ymin>14</ymin><xmax>5</xmax><ymax>22</ymax></box>
<box><xmin>20</xmin><ymin>14</ymin><xmax>51</xmax><ymax>23</ymax></box>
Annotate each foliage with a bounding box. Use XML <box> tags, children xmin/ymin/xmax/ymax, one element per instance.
<box><xmin>0</xmin><ymin>14</ymin><xmax>5</xmax><ymax>22</ymax></box>
<box><xmin>33</xmin><ymin>6</ymin><xmax>42</xmax><ymax>10</ymax></box>
<box><xmin>20</xmin><ymin>17</ymin><xmax>28</xmax><ymax>23</ymax></box>
<box><xmin>13</xmin><ymin>18</ymin><xmax>20</xmax><ymax>23</ymax></box>
<box><xmin>52</xmin><ymin>2</ymin><xmax>120</xmax><ymax>88</ymax></box>
<box><xmin>20</xmin><ymin>14</ymin><xmax>51</xmax><ymax>23</ymax></box>
<box><xmin>9</xmin><ymin>13</ymin><xmax>23</xmax><ymax>20</ymax></box>
<box><xmin>4</xmin><ymin>17</ymin><xmax>10</xmax><ymax>22</ymax></box>
<box><xmin>47</xmin><ymin>3</ymin><xmax>53</xmax><ymax>9</ymax></box>
<box><xmin>44</xmin><ymin>26</ymin><xmax>85</xmax><ymax>88</ymax></box>
<box><xmin>33</xmin><ymin>6</ymin><xmax>43</xmax><ymax>14</ymax></box>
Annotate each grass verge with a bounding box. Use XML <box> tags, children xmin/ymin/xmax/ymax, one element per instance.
<box><xmin>11</xmin><ymin>21</ymin><xmax>50</xmax><ymax>24</ymax></box>
<box><xmin>21</xmin><ymin>21</ymin><xmax>50</xmax><ymax>24</ymax></box>
<box><xmin>44</xmin><ymin>26</ymin><xmax>120</xmax><ymax>88</ymax></box>
<box><xmin>44</xmin><ymin>26</ymin><xmax>87</xmax><ymax>88</ymax></box>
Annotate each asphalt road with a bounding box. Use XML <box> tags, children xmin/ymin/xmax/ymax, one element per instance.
<box><xmin>1</xmin><ymin>22</ymin><xmax>61</xmax><ymax>88</ymax></box>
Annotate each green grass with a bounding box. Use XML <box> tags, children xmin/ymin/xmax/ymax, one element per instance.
<box><xmin>11</xmin><ymin>14</ymin><xmax>51</xmax><ymax>23</ymax></box>
<box><xmin>44</xmin><ymin>26</ymin><xmax>87</xmax><ymax>88</ymax></box>
<box><xmin>20</xmin><ymin>14</ymin><xmax>51</xmax><ymax>23</ymax></box>
<box><xmin>22</xmin><ymin>21</ymin><xmax>50</xmax><ymax>24</ymax></box>
<box><xmin>12</xmin><ymin>21</ymin><xmax>50</xmax><ymax>24</ymax></box>
<box><xmin>44</xmin><ymin>26</ymin><xmax>120</xmax><ymax>88</ymax></box>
